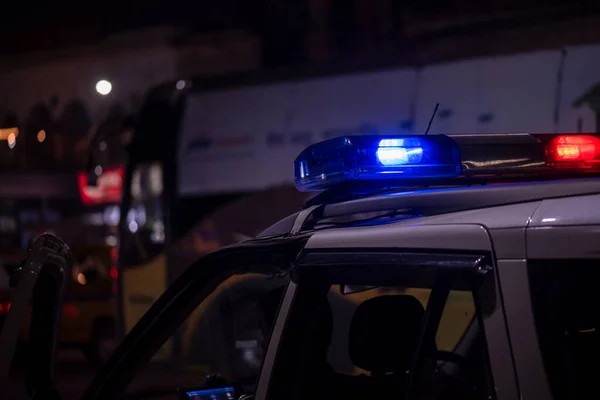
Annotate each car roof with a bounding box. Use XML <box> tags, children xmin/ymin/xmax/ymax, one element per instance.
<box><xmin>301</xmin><ymin>181</ymin><xmax>600</xmax><ymax>259</ymax></box>
<box><xmin>320</xmin><ymin>178</ymin><xmax>600</xmax><ymax>221</ymax></box>
<box><xmin>259</xmin><ymin>178</ymin><xmax>600</xmax><ymax>238</ymax></box>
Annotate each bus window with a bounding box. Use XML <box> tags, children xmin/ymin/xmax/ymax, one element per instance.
<box><xmin>120</xmin><ymin>162</ymin><xmax>166</xmax><ymax>267</ymax></box>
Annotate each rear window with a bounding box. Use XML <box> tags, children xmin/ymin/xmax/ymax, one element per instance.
<box><xmin>528</xmin><ymin>260</ymin><xmax>600</xmax><ymax>399</ymax></box>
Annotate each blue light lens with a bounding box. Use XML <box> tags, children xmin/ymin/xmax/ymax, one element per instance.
<box><xmin>294</xmin><ymin>135</ymin><xmax>461</xmax><ymax>192</ymax></box>
<box><xmin>376</xmin><ymin>138</ymin><xmax>423</xmax><ymax>166</ymax></box>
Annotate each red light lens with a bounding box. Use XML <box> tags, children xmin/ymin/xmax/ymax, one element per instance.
<box><xmin>541</xmin><ymin>134</ymin><xmax>600</xmax><ymax>168</ymax></box>
<box><xmin>554</xmin><ymin>135</ymin><xmax>600</xmax><ymax>161</ymax></box>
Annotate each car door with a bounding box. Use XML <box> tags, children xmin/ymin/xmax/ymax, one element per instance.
<box><xmin>257</xmin><ymin>222</ymin><xmax>520</xmax><ymax>400</ymax></box>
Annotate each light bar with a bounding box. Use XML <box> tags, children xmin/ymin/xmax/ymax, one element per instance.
<box><xmin>294</xmin><ymin>133</ymin><xmax>600</xmax><ymax>192</ymax></box>
<box><xmin>294</xmin><ymin>135</ymin><xmax>461</xmax><ymax>191</ymax></box>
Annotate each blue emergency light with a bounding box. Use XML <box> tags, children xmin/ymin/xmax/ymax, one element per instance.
<box><xmin>294</xmin><ymin>135</ymin><xmax>461</xmax><ymax>192</ymax></box>
<box><xmin>294</xmin><ymin>133</ymin><xmax>600</xmax><ymax>192</ymax></box>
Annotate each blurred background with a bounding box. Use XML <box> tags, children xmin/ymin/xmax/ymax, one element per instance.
<box><xmin>1</xmin><ymin>0</ymin><xmax>600</xmax><ymax>397</ymax></box>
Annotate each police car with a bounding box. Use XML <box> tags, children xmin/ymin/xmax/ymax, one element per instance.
<box><xmin>6</xmin><ymin>133</ymin><xmax>600</xmax><ymax>400</ymax></box>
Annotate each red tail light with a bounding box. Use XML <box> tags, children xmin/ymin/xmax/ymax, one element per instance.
<box><xmin>0</xmin><ymin>302</ymin><xmax>11</xmax><ymax>313</ymax></box>
<box><xmin>110</xmin><ymin>247</ymin><xmax>119</xmax><ymax>293</ymax></box>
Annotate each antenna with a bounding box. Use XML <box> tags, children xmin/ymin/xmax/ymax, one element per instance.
<box><xmin>425</xmin><ymin>103</ymin><xmax>439</xmax><ymax>135</ymax></box>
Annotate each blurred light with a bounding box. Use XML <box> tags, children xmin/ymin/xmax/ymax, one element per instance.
<box><xmin>0</xmin><ymin>127</ymin><xmax>18</xmax><ymax>141</ymax></box>
<box><xmin>77</xmin><ymin>273</ymin><xmax>87</xmax><ymax>285</ymax></box>
<box><xmin>85</xmin><ymin>212</ymin><xmax>105</xmax><ymax>226</ymax></box>
<box><xmin>127</xmin><ymin>209</ymin><xmax>136</xmax><ymax>223</ymax></box>
<box><xmin>111</xmin><ymin>247</ymin><xmax>118</xmax><ymax>266</ymax></box>
<box><xmin>136</xmin><ymin>205</ymin><xmax>147</xmax><ymax>226</ymax></box>
<box><xmin>176</xmin><ymin>80</ymin><xmax>186</xmax><ymax>90</ymax></box>
<box><xmin>105</xmin><ymin>235</ymin><xmax>118</xmax><ymax>246</ymax></box>
<box><xmin>99</xmin><ymin>141</ymin><xmax>107</xmax><ymax>151</ymax></box>
<box><xmin>128</xmin><ymin>220</ymin><xmax>139</xmax><ymax>233</ymax></box>
<box><xmin>96</xmin><ymin>80</ymin><xmax>112</xmax><ymax>95</ymax></box>
<box><xmin>95</xmin><ymin>165</ymin><xmax>103</xmax><ymax>176</ymax></box>
<box><xmin>131</xmin><ymin>169</ymin><xmax>141</xmax><ymax>200</ymax></box>
<box><xmin>0</xmin><ymin>302</ymin><xmax>11</xmax><ymax>313</ymax></box>
<box><xmin>37</xmin><ymin>130</ymin><xmax>46</xmax><ymax>143</ymax></box>
<box><xmin>149</xmin><ymin>164</ymin><xmax>163</xmax><ymax>195</ymax></box>
<box><xmin>7</xmin><ymin>133</ymin><xmax>16</xmax><ymax>149</ymax></box>
<box><xmin>150</xmin><ymin>220</ymin><xmax>165</xmax><ymax>244</ymax></box>
<box><xmin>103</xmin><ymin>206</ymin><xmax>120</xmax><ymax>226</ymax></box>
<box><xmin>63</xmin><ymin>304</ymin><xmax>80</xmax><ymax>317</ymax></box>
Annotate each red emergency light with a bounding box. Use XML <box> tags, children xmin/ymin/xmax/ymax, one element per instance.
<box><xmin>543</xmin><ymin>135</ymin><xmax>600</xmax><ymax>166</ymax></box>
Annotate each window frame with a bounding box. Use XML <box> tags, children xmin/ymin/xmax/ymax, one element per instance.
<box><xmin>82</xmin><ymin>234</ymin><xmax>310</xmax><ymax>400</ymax></box>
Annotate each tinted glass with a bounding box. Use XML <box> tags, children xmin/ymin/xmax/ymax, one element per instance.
<box><xmin>270</xmin><ymin>280</ymin><xmax>493</xmax><ymax>399</ymax></box>
<box><xmin>528</xmin><ymin>259</ymin><xmax>600</xmax><ymax>400</ymax></box>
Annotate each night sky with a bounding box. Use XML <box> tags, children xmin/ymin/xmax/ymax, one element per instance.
<box><xmin>1</xmin><ymin>0</ymin><xmax>595</xmax><ymax>55</ymax></box>
<box><xmin>0</xmin><ymin>0</ymin><xmax>250</xmax><ymax>54</ymax></box>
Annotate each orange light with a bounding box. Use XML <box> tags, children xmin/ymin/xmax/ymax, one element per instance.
<box><xmin>0</xmin><ymin>127</ymin><xmax>18</xmax><ymax>141</ymax></box>
<box><xmin>37</xmin><ymin>130</ymin><xmax>46</xmax><ymax>143</ymax></box>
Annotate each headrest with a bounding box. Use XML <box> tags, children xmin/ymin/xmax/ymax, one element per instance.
<box><xmin>349</xmin><ymin>295</ymin><xmax>425</xmax><ymax>373</ymax></box>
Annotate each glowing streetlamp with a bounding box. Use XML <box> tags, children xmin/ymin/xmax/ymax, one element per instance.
<box><xmin>96</xmin><ymin>80</ymin><xmax>112</xmax><ymax>96</ymax></box>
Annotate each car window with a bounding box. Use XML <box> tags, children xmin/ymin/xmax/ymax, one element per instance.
<box><xmin>528</xmin><ymin>259</ymin><xmax>600</xmax><ymax>400</ymax></box>
<box><xmin>269</xmin><ymin>280</ymin><xmax>493</xmax><ymax>400</ymax></box>
<box><xmin>126</xmin><ymin>273</ymin><xmax>290</xmax><ymax>398</ymax></box>
<box><xmin>325</xmin><ymin>287</ymin><xmax>476</xmax><ymax>376</ymax></box>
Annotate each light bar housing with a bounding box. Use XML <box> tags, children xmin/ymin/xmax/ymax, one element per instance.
<box><xmin>294</xmin><ymin>133</ymin><xmax>600</xmax><ymax>192</ymax></box>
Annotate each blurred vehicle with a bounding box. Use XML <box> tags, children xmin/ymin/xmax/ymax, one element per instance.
<box><xmin>62</xmin><ymin>244</ymin><xmax>117</xmax><ymax>366</ymax></box>
<box><xmin>0</xmin><ymin>206</ymin><xmax>117</xmax><ymax>366</ymax></box>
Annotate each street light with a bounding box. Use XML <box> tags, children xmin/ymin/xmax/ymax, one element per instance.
<box><xmin>96</xmin><ymin>80</ymin><xmax>112</xmax><ymax>96</ymax></box>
